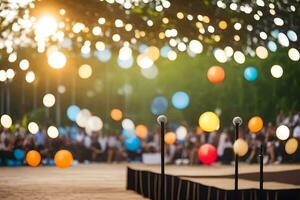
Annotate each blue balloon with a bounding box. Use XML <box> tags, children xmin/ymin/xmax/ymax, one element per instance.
<box><xmin>14</xmin><ymin>149</ymin><xmax>25</xmax><ymax>160</ymax></box>
<box><xmin>94</xmin><ymin>49</ymin><xmax>111</xmax><ymax>62</ymax></box>
<box><xmin>121</xmin><ymin>128</ymin><xmax>136</xmax><ymax>139</ymax></box>
<box><xmin>172</xmin><ymin>91</ymin><xmax>190</xmax><ymax>109</ymax></box>
<box><xmin>7</xmin><ymin>160</ymin><xmax>15</xmax><ymax>167</ymax></box>
<box><xmin>67</xmin><ymin>105</ymin><xmax>80</xmax><ymax>121</ymax></box>
<box><xmin>244</xmin><ymin>67</ymin><xmax>258</xmax><ymax>81</ymax></box>
<box><xmin>124</xmin><ymin>137</ymin><xmax>141</xmax><ymax>152</ymax></box>
<box><xmin>151</xmin><ymin>96</ymin><xmax>168</xmax><ymax>115</ymax></box>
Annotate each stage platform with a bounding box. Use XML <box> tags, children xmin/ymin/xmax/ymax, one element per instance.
<box><xmin>0</xmin><ymin>164</ymin><xmax>147</xmax><ymax>200</ymax></box>
<box><xmin>126</xmin><ymin>164</ymin><xmax>300</xmax><ymax>200</ymax></box>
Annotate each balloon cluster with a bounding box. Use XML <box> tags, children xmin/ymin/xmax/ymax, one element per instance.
<box><xmin>26</xmin><ymin>150</ymin><xmax>73</xmax><ymax>168</ymax></box>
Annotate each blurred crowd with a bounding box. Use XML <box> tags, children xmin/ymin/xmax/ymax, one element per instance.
<box><xmin>1</xmin><ymin>111</ymin><xmax>300</xmax><ymax>166</ymax></box>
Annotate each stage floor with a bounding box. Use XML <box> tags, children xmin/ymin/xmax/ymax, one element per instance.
<box><xmin>1</xmin><ymin>164</ymin><xmax>299</xmax><ymax>200</ymax></box>
<box><xmin>0</xmin><ymin>164</ymin><xmax>147</xmax><ymax>200</ymax></box>
<box><xmin>128</xmin><ymin>163</ymin><xmax>300</xmax><ymax>190</ymax></box>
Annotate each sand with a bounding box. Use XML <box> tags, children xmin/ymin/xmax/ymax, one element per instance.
<box><xmin>0</xmin><ymin>164</ymin><xmax>147</xmax><ymax>200</ymax></box>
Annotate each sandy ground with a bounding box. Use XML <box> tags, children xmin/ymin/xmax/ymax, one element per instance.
<box><xmin>0</xmin><ymin>164</ymin><xmax>147</xmax><ymax>200</ymax></box>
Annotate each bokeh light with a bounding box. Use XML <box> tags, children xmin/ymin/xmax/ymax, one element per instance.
<box><xmin>43</xmin><ymin>93</ymin><xmax>56</xmax><ymax>108</ymax></box>
<box><xmin>76</xmin><ymin>109</ymin><xmax>91</xmax><ymax>128</ymax></box>
<box><xmin>0</xmin><ymin>114</ymin><xmax>12</xmax><ymax>128</ymax></box>
<box><xmin>47</xmin><ymin>126</ymin><xmax>59</xmax><ymax>138</ymax></box>
<box><xmin>171</xmin><ymin>91</ymin><xmax>190</xmax><ymax>110</ymax></box>
<box><xmin>175</xmin><ymin>126</ymin><xmax>187</xmax><ymax>140</ymax></box>
<box><xmin>285</xmin><ymin>138</ymin><xmax>298</xmax><ymax>155</ymax></box>
<box><xmin>151</xmin><ymin>96</ymin><xmax>168</xmax><ymax>115</ymax></box>
<box><xmin>48</xmin><ymin>51</ymin><xmax>67</xmax><ymax>69</ymax></box>
<box><xmin>271</xmin><ymin>65</ymin><xmax>283</xmax><ymax>78</ymax></box>
<box><xmin>25</xmin><ymin>71</ymin><xmax>35</xmax><ymax>83</ymax></box>
<box><xmin>28</xmin><ymin>122</ymin><xmax>39</xmax><ymax>134</ymax></box>
<box><xmin>67</xmin><ymin>105</ymin><xmax>81</xmax><ymax>121</ymax></box>
<box><xmin>122</xmin><ymin>118</ymin><xmax>135</xmax><ymax>129</ymax></box>
<box><xmin>276</xmin><ymin>125</ymin><xmax>290</xmax><ymax>140</ymax></box>
<box><xmin>78</xmin><ymin>64</ymin><xmax>92</xmax><ymax>79</ymax></box>
<box><xmin>111</xmin><ymin>109</ymin><xmax>123</xmax><ymax>121</ymax></box>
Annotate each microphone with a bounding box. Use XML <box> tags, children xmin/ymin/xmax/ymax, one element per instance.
<box><xmin>232</xmin><ymin>116</ymin><xmax>243</xmax><ymax>126</ymax></box>
<box><xmin>157</xmin><ymin>115</ymin><xmax>167</xmax><ymax>124</ymax></box>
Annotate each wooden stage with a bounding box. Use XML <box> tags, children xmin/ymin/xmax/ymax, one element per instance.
<box><xmin>0</xmin><ymin>163</ymin><xmax>299</xmax><ymax>200</ymax></box>
<box><xmin>127</xmin><ymin>164</ymin><xmax>300</xmax><ymax>200</ymax></box>
<box><xmin>0</xmin><ymin>164</ymin><xmax>147</xmax><ymax>200</ymax></box>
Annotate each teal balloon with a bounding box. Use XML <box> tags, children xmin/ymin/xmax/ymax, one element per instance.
<box><xmin>124</xmin><ymin>137</ymin><xmax>141</xmax><ymax>152</ymax></box>
<box><xmin>244</xmin><ymin>67</ymin><xmax>258</xmax><ymax>81</ymax></box>
<box><xmin>14</xmin><ymin>149</ymin><xmax>25</xmax><ymax>160</ymax></box>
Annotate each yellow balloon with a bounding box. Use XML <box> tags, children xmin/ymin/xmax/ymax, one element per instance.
<box><xmin>233</xmin><ymin>138</ymin><xmax>249</xmax><ymax>157</ymax></box>
<box><xmin>285</xmin><ymin>138</ymin><xmax>298</xmax><ymax>155</ymax></box>
<box><xmin>198</xmin><ymin>112</ymin><xmax>220</xmax><ymax>132</ymax></box>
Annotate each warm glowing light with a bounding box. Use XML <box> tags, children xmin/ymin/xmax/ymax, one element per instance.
<box><xmin>0</xmin><ymin>114</ymin><xmax>12</xmax><ymax>128</ymax></box>
<box><xmin>19</xmin><ymin>59</ymin><xmax>29</xmax><ymax>70</ymax></box>
<box><xmin>111</xmin><ymin>109</ymin><xmax>123</xmax><ymax>121</ymax></box>
<box><xmin>270</xmin><ymin>65</ymin><xmax>283</xmax><ymax>78</ymax></box>
<box><xmin>25</xmin><ymin>71</ymin><xmax>35</xmax><ymax>83</ymax></box>
<box><xmin>176</xmin><ymin>126</ymin><xmax>187</xmax><ymax>140</ymax></box>
<box><xmin>276</xmin><ymin>125</ymin><xmax>290</xmax><ymax>141</ymax></box>
<box><xmin>218</xmin><ymin>20</ymin><xmax>227</xmax><ymax>30</ymax></box>
<box><xmin>188</xmin><ymin>40</ymin><xmax>203</xmax><ymax>54</ymax></box>
<box><xmin>43</xmin><ymin>93</ymin><xmax>56</xmax><ymax>108</ymax></box>
<box><xmin>28</xmin><ymin>122</ymin><xmax>39</xmax><ymax>134</ymax></box>
<box><xmin>78</xmin><ymin>64</ymin><xmax>92</xmax><ymax>79</ymax></box>
<box><xmin>288</xmin><ymin>48</ymin><xmax>300</xmax><ymax>61</ymax></box>
<box><xmin>35</xmin><ymin>16</ymin><xmax>57</xmax><ymax>38</ymax></box>
<box><xmin>86</xmin><ymin>116</ymin><xmax>103</xmax><ymax>131</ymax></box>
<box><xmin>47</xmin><ymin>126</ymin><xmax>59</xmax><ymax>138</ymax></box>
<box><xmin>48</xmin><ymin>51</ymin><xmax>67</xmax><ymax>69</ymax></box>
<box><xmin>0</xmin><ymin>70</ymin><xmax>7</xmax><ymax>82</ymax></box>
<box><xmin>6</xmin><ymin>69</ymin><xmax>15</xmax><ymax>80</ymax></box>
<box><xmin>256</xmin><ymin>46</ymin><xmax>268</xmax><ymax>59</ymax></box>
<box><xmin>233</xmin><ymin>51</ymin><xmax>245</xmax><ymax>64</ymax></box>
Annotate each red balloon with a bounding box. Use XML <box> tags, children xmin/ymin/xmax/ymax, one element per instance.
<box><xmin>207</xmin><ymin>66</ymin><xmax>225</xmax><ymax>84</ymax></box>
<box><xmin>198</xmin><ymin>144</ymin><xmax>217</xmax><ymax>165</ymax></box>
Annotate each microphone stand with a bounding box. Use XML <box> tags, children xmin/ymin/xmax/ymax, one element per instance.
<box><xmin>259</xmin><ymin>143</ymin><xmax>264</xmax><ymax>200</ymax></box>
<box><xmin>234</xmin><ymin>123</ymin><xmax>239</xmax><ymax>200</ymax></box>
<box><xmin>160</xmin><ymin>120</ymin><xmax>165</xmax><ymax>200</ymax></box>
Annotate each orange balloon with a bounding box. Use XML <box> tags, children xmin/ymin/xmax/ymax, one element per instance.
<box><xmin>54</xmin><ymin>150</ymin><xmax>73</xmax><ymax>168</ymax></box>
<box><xmin>136</xmin><ymin>124</ymin><xmax>148</xmax><ymax>139</ymax></box>
<box><xmin>164</xmin><ymin>132</ymin><xmax>176</xmax><ymax>145</ymax></box>
<box><xmin>248</xmin><ymin>116</ymin><xmax>264</xmax><ymax>133</ymax></box>
<box><xmin>111</xmin><ymin>109</ymin><xmax>123</xmax><ymax>121</ymax></box>
<box><xmin>207</xmin><ymin>66</ymin><xmax>225</xmax><ymax>84</ymax></box>
<box><xmin>26</xmin><ymin>150</ymin><xmax>41</xmax><ymax>167</ymax></box>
